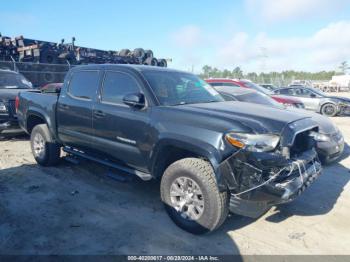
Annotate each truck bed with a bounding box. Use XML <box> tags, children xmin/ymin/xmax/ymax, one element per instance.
<box><xmin>17</xmin><ymin>90</ymin><xmax>59</xmax><ymax>134</ymax></box>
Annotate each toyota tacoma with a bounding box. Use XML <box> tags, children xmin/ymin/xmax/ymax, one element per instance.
<box><xmin>17</xmin><ymin>65</ymin><xmax>322</xmax><ymax>234</ymax></box>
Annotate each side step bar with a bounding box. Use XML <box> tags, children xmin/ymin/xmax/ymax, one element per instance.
<box><xmin>63</xmin><ymin>146</ymin><xmax>153</xmax><ymax>181</ymax></box>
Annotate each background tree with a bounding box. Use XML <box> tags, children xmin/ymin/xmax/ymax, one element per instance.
<box><xmin>232</xmin><ymin>67</ymin><xmax>243</xmax><ymax>79</ymax></box>
<box><xmin>338</xmin><ymin>61</ymin><xmax>350</xmax><ymax>74</ymax></box>
<box><xmin>198</xmin><ymin>66</ymin><xmax>336</xmax><ymax>86</ymax></box>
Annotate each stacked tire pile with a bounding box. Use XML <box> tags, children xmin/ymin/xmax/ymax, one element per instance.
<box><xmin>118</xmin><ymin>48</ymin><xmax>167</xmax><ymax>67</ymax></box>
<box><xmin>0</xmin><ymin>34</ymin><xmax>167</xmax><ymax>67</ymax></box>
<box><xmin>0</xmin><ymin>34</ymin><xmax>168</xmax><ymax>86</ymax></box>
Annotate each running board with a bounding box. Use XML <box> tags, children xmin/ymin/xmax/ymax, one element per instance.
<box><xmin>63</xmin><ymin>147</ymin><xmax>153</xmax><ymax>181</ymax></box>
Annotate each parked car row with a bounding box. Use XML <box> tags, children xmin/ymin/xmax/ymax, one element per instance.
<box><xmin>206</xmin><ymin>78</ymin><xmax>350</xmax><ymax>117</ymax></box>
<box><xmin>274</xmin><ymin>86</ymin><xmax>350</xmax><ymax>117</ymax></box>
<box><xmin>206</xmin><ymin>78</ymin><xmax>305</xmax><ymax>108</ymax></box>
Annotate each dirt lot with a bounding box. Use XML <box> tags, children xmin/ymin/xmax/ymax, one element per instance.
<box><xmin>0</xmin><ymin>96</ymin><xmax>350</xmax><ymax>255</ymax></box>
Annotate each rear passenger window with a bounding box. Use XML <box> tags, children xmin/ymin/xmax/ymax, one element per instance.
<box><xmin>69</xmin><ymin>71</ymin><xmax>99</xmax><ymax>100</ymax></box>
<box><xmin>101</xmin><ymin>71</ymin><xmax>140</xmax><ymax>104</ymax></box>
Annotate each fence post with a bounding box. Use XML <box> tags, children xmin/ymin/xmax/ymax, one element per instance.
<box><xmin>10</xmin><ymin>56</ymin><xmax>17</xmax><ymax>72</ymax></box>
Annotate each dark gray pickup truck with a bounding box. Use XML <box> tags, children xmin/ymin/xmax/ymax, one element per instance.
<box><xmin>18</xmin><ymin>64</ymin><xmax>323</xmax><ymax>234</ymax></box>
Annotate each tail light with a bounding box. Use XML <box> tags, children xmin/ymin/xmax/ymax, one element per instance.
<box><xmin>15</xmin><ymin>96</ymin><xmax>19</xmax><ymax>113</ymax></box>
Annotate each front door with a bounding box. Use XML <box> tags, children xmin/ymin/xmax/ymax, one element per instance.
<box><xmin>92</xmin><ymin>70</ymin><xmax>152</xmax><ymax>171</ymax></box>
<box><xmin>294</xmin><ymin>88</ymin><xmax>320</xmax><ymax>111</ymax></box>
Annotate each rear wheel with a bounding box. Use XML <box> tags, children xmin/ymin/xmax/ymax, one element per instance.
<box><xmin>160</xmin><ymin>158</ymin><xmax>229</xmax><ymax>234</ymax></box>
<box><xmin>321</xmin><ymin>103</ymin><xmax>337</xmax><ymax>117</ymax></box>
<box><xmin>30</xmin><ymin>124</ymin><xmax>61</xmax><ymax>166</ymax></box>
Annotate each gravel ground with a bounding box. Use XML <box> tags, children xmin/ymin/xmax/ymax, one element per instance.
<box><xmin>0</xmin><ymin>97</ymin><xmax>349</xmax><ymax>255</ymax></box>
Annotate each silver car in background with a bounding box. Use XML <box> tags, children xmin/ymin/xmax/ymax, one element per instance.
<box><xmin>274</xmin><ymin>86</ymin><xmax>350</xmax><ymax>117</ymax></box>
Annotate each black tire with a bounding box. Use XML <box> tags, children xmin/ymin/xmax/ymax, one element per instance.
<box><xmin>157</xmin><ymin>59</ymin><xmax>167</xmax><ymax>67</ymax></box>
<box><xmin>119</xmin><ymin>49</ymin><xmax>131</xmax><ymax>57</ymax></box>
<box><xmin>144</xmin><ymin>57</ymin><xmax>158</xmax><ymax>66</ymax></box>
<box><xmin>160</xmin><ymin>158</ymin><xmax>229</xmax><ymax>234</ymax></box>
<box><xmin>133</xmin><ymin>48</ymin><xmax>145</xmax><ymax>59</ymax></box>
<box><xmin>145</xmin><ymin>49</ymin><xmax>154</xmax><ymax>58</ymax></box>
<box><xmin>321</xmin><ymin>103</ymin><xmax>337</xmax><ymax>117</ymax></box>
<box><xmin>40</xmin><ymin>50</ymin><xmax>58</xmax><ymax>64</ymax></box>
<box><xmin>30</xmin><ymin>124</ymin><xmax>61</xmax><ymax>166</ymax></box>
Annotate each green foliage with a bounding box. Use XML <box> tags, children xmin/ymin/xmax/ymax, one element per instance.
<box><xmin>199</xmin><ymin>65</ymin><xmax>336</xmax><ymax>86</ymax></box>
<box><xmin>338</xmin><ymin>61</ymin><xmax>350</xmax><ymax>74</ymax></box>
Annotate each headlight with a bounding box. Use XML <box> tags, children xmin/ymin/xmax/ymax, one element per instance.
<box><xmin>225</xmin><ymin>133</ymin><xmax>280</xmax><ymax>152</ymax></box>
<box><xmin>309</xmin><ymin>131</ymin><xmax>330</xmax><ymax>142</ymax></box>
<box><xmin>0</xmin><ymin>102</ymin><xmax>7</xmax><ymax>112</ymax></box>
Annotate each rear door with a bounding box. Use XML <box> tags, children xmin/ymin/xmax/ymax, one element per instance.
<box><xmin>92</xmin><ymin>70</ymin><xmax>152</xmax><ymax>171</ymax></box>
<box><xmin>57</xmin><ymin>70</ymin><xmax>101</xmax><ymax>150</ymax></box>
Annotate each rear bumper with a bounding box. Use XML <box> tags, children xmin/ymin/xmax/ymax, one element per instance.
<box><xmin>219</xmin><ymin>149</ymin><xmax>322</xmax><ymax>218</ymax></box>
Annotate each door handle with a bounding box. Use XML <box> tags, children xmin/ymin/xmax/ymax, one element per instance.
<box><xmin>94</xmin><ymin>110</ymin><xmax>106</xmax><ymax>118</ymax></box>
<box><xmin>59</xmin><ymin>104</ymin><xmax>69</xmax><ymax>110</ymax></box>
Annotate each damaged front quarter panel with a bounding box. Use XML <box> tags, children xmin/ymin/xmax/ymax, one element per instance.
<box><xmin>219</xmin><ymin>149</ymin><xmax>322</xmax><ymax>218</ymax></box>
<box><xmin>218</xmin><ymin>120</ymin><xmax>322</xmax><ymax>218</ymax></box>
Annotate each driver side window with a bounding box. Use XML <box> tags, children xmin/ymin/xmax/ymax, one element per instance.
<box><xmin>101</xmin><ymin>71</ymin><xmax>141</xmax><ymax>104</ymax></box>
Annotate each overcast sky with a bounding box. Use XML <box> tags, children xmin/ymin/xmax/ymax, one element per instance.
<box><xmin>2</xmin><ymin>0</ymin><xmax>350</xmax><ymax>73</ymax></box>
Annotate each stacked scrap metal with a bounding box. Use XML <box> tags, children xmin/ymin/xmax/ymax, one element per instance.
<box><xmin>0</xmin><ymin>34</ymin><xmax>168</xmax><ymax>86</ymax></box>
<box><xmin>0</xmin><ymin>34</ymin><xmax>168</xmax><ymax>67</ymax></box>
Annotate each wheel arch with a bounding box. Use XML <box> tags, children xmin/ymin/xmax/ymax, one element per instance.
<box><xmin>150</xmin><ymin>138</ymin><xmax>225</xmax><ymax>189</ymax></box>
<box><xmin>26</xmin><ymin>109</ymin><xmax>56</xmax><ymax>140</ymax></box>
<box><xmin>320</xmin><ymin>101</ymin><xmax>339</xmax><ymax>116</ymax></box>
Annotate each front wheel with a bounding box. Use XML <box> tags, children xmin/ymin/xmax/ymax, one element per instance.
<box><xmin>30</xmin><ymin>124</ymin><xmax>61</xmax><ymax>166</ymax></box>
<box><xmin>321</xmin><ymin>103</ymin><xmax>337</xmax><ymax>117</ymax></box>
<box><xmin>160</xmin><ymin>158</ymin><xmax>229</xmax><ymax>234</ymax></box>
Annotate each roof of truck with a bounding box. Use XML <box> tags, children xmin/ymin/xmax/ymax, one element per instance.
<box><xmin>69</xmin><ymin>64</ymin><xmax>185</xmax><ymax>73</ymax></box>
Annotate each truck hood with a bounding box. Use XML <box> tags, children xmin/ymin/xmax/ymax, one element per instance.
<box><xmin>0</xmin><ymin>88</ymin><xmax>32</xmax><ymax>101</ymax></box>
<box><xmin>166</xmin><ymin>101</ymin><xmax>313</xmax><ymax>134</ymax></box>
<box><xmin>287</xmin><ymin>108</ymin><xmax>337</xmax><ymax>134</ymax></box>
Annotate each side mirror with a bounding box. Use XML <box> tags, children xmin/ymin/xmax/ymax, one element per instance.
<box><xmin>123</xmin><ymin>93</ymin><xmax>145</xmax><ymax>108</ymax></box>
<box><xmin>310</xmin><ymin>93</ymin><xmax>316</xmax><ymax>98</ymax></box>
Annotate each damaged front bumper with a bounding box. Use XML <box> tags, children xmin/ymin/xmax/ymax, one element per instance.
<box><xmin>219</xmin><ymin>148</ymin><xmax>322</xmax><ymax>218</ymax></box>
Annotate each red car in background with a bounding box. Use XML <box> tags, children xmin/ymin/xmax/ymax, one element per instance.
<box><xmin>205</xmin><ymin>78</ymin><xmax>305</xmax><ymax>108</ymax></box>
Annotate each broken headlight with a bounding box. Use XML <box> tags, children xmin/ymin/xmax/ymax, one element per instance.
<box><xmin>225</xmin><ymin>133</ymin><xmax>280</xmax><ymax>152</ymax></box>
<box><xmin>309</xmin><ymin>131</ymin><xmax>330</xmax><ymax>142</ymax></box>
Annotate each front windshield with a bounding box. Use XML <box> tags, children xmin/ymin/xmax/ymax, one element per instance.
<box><xmin>0</xmin><ymin>72</ymin><xmax>33</xmax><ymax>89</ymax></box>
<box><xmin>143</xmin><ymin>71</ymin><xmax>224</xmax><ymax>106</ymax></box>
<box><xmin>235</xmin><ymin>92</ymin><xmax>284</xmax><ymax>109</ymax></box>
<box><xmin>241</xmin><ymin>80</ymin><xmax>273</xmax><ymax>95</ymax></box>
